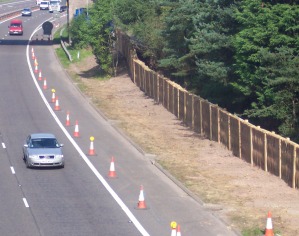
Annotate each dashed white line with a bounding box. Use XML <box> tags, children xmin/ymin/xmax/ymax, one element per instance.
<box><xmin>10</xmin><ymin>166</ymin><xmax>15</xmax><ymax>174</ymax></box>
<box><xmin>2</xmin><ymin>142</ymin><xmax>6</xmax><ymax>148</ymax></box>
<box><xmin>23</xmin><ymin>198</ymin><xmax>29</xmax><ymax>208</ymax></box>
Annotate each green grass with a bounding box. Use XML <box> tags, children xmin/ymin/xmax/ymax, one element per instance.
<box><xmin>241</xmin><ymin>227</ymin><xmax>263</xmax><ymax>236</ymax></box>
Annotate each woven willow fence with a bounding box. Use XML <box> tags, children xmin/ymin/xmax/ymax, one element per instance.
<box><xmin>116</xmin><ymin>30</ymin><xmax>299</xmax><ymax>189</ymax></box>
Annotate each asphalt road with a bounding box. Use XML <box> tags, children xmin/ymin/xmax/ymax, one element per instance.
<box><xmin>0</xmin><ymin>3</ymin><xmax>239</xmax><ymax>236</ymax></box>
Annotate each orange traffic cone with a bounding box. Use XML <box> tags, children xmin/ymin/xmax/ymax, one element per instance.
<box><xmin>73</xmin><ymin>120</ymin><xmax>80</xmax><ymax>137</ymax></box>
<box><xmin>43</xmin><ymin>77</ymin><xmax>47</xmax><ymax>90</ymax></box>
<box><xmin>137</xmin><ymin>185</ymin><xmax>147</xmax><ymax>209</ymax></box>
<box><xmin>51</xmin><ymin>89</ymin><xmax>56</xmax><ymax>103</ymax></box>
<box><xmin>264</xmin><ymin>211</ymin><xmax>274</xmax><ymax>236</ymax></box>
<box><xmin>170</xmin><ymin>221</ymin><xmax>177</xmax><ymax>236</ymax></box>
<box><xmin>65</xmin><ymin>111</ymin><xmax>70</xmax><ymax>126</ymax></box>
<box><xmin>54</xmin><ymin>96</ymin><xmax>61</xmax><ymax>111</ymax></box>
<box><xmin>176</xmin><ymin>224</ymin><xmax>181</xmax><ymax>236</ymax></box>
<box><xmin>38</xmin><ymin>70</ymin><xmax>42</xmax><ymax>81</ymax></box>
<box><xmin>31</xmin><ymin>48</ymin><xmax>35</xmax><ymax>60</ymax></box>
<box><xmin>34</xmin><ymin>64</ymin><xmax>38</xmax><ymax>74</ymax></box>
<box><xmin>34</xmin><ymin>58</ymin><xmax>38</xmax><ymax>66</ymax></box>
<box><xmin>88</xmin><ymin>136</ymin><xmax>95</xmax><ymax>156</ymax></box>
<box><xmin>108</xmin><ymin>156</ymin><xmax>117</xmax><ymax>178</ymax></box>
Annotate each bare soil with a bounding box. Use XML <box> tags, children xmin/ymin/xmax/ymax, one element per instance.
<box><xmin>66</xmin><ymin>55</ymin><xmax>299</xmax><ymax>236</ymax></box>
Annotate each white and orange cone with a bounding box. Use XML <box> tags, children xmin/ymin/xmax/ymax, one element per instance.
<box><xmin>73</xmin><ymin>120</ymin><xmax>80</xmax><ymax>137</ymax></box>
<box><xmin>43</xmin><ymin>77</ymin><xmax>48</xmax><ymax>90</ymax></box>
<box><xmin>51</xmin><ymin>89</ymin><xmax>56</xmax><ymax>103</ymax></box>
<box><xmin>108</xmin><ymin>156</ymin><xmax>117</xmax><ymax>178</ymax></box>
<box><xmin>38</xmin><ymin>69</ymin><xmax>42</xmax><ymax>81</ymax></box>
<box><xmin>31</xmin><ymin>49</ymin><xmax>35</xmax><ymax>60</ymax></box>
<box><xmin>88</xmin><ymin>136</ymin><xmax>95</xmax><ymax>155</ymax></box>
<box><xmin>264</xmin><ymin>211</ymin><xmax>274</xmax><ymax>236</ymax></box>
<box><xmin>170</xmin><ymin>221</ymin><xmax>177</xmax><ymax>236</ymax></box>
<box><xmin>137</xmin><ymin>185</ymin><xmax>147</xmax><ymax>209</ymax></box>
<box><xmin>65</xmin><ymin>111</ymin><xmax>70</xmax><ymax>126</ymax></box>
<box><xmin>54</xmin><ymin>96</ymin><xmax>61</xmax><ymax>111</ymax></box>
<box><xmin>176</xmin><ymin>224</ymin><xmax>181</xmax><ymax>236</ymax></box>
<box><xmin>34</xmin><ymin>64</ymin><xmax>38</xmax><ymax>74</ymax></box>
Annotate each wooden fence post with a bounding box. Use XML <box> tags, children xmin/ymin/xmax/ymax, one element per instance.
<box><xmin>279</xmin><ymin>138</ymin><xmax>282</xmax><ymax>179</ymax></box>
<box><xmin>293</xmin><ymin>145</ymin><xmax>297</xmax><ymax>189</ymax></box>
<box><xmin>264</xmin><ymin>132</ymin><xmax>267</xmax><ymax>172</ymax></box>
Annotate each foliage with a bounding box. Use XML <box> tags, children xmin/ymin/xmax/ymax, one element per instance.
<box><xmin>159</xmin><ymin>0</ymin><xmax>237</xmax><ymax>109</ymax></box>
<box><xmin>113</xmin><ymin>0</ymin><xmax>165</xmax><ymax>69</ymax></box>
<box><xmin>69</xmin><ymin>0</ymin><xmax>115</xmax><ymax>75</ymax></box>
<box><xmin>69</xmin><ymin>0</ymin><xmax>299</xmax><ymax>140</ymax></box>
<box><xmin>232</xmin><ymin>1</ymin><xmax>299</xmax><ymax>138</ymax></box>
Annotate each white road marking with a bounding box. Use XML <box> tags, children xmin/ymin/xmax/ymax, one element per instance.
<box><xmin>23</xmin><ymin>198</ymin><xmax>29</xmax><ymax>208</ymax></box>
<box><xmin>10</xmin><ymin>166</ymin><xmax>15</xmax><ymax>174</ymax></box>
<box><xmin>26</xmin><ymin>24</ymin><xmax>150</xmax><ymax>236</ymax></box>
<box><xmin>2</xmin><ymin>142</ymin><xmax>6</xmax><ymax>148</ymax></box>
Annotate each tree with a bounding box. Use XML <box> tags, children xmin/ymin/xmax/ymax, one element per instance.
<box><xmin>114</xmin><ymin>0</ymin><xmax>165</xmax><ymax>69</ymax></box>
<box><xmin>159</xmin><ymin>0</ymin><xmax>236</xmax><ymax>109</ymax></box>
<box><xmin>232</xmin><ymin>1</ymin><xmax>299</xmax><ymax>138</ymax></box>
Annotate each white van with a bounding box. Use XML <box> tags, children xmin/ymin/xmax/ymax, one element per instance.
<box><xmin>40</xmin><ymin>1</ymin><xmax>49</xmax><ymax>10</ymax></box>
<box><xmin>49</xmin><ymin>0</ymin><xmax>61</xmax><ymax>13</ymax></box>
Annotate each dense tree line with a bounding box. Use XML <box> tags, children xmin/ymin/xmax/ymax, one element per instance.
<box><xmin>69</xmin><ymin>0</ymin><xmax>299</xmax><ymax>141</ymax></box>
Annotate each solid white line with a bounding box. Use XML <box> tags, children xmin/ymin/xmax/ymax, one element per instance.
<box><xmin>23</xmin><ymin>198</ymin><xmax>29</xmax><ymax>208</ymax></box>
<box><xmin>26</xmin><ymin>24</ymin><xmax>150</xmax><ymax>236</ymax></box>
<box><xmin>10</xmin><ymin>166</ymin><xmax>15</xmax><ymax>174</ymax></box>
<box><xmin>2</xmin><ymin>142</ymin><xmax>6</xmax><ymax>148</ymax></box>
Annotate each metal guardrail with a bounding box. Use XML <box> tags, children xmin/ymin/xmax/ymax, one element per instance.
<box><xmin>0</xmin><ymin>6</ymin><xmax>39</xmax><ymax>22</ymax></box>
<box><xmin>60</xmin><ymin>27</ymin><xmax>72</xmax><ymax>61</ymax></box>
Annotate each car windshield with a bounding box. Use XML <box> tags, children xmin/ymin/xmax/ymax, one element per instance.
<box><xmin>11</xmin><ymin>24</ymin><xmax>21</xmax><ymax>27</ymax></box>
<box><xmin>30</xmin><ymin>138</ymin><xmax>59</xmax><ymax>148</ymax></box>
<box><xmin>23</xmin><ymin>8</ymin><xmax>30</xmax><ymax>11</ymax></box>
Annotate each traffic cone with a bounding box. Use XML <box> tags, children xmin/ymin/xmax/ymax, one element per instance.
<box><xmin>88</xmin><ymin>136</ymin><xmax>95</xmax><ymax>156</ymax></box>
<box><xmin>51</xmin><ymin>89</ymin><xmax>56</xmax><ymax>103</ymax></box>
<box><xmin>176</xmin><ymin>224</ymin><xmax>181</xmax><ymax>236</ymax></box>
<box><xmin>137</xmin><ymin>185</ymin><xmax>147</xmax><ymax>209</ymax></box>
<box><xmin>34</xmin><ymin>58</ymin><xmax>38</xmax><ymax>66</ymax></box>
<box><xmin>54</xmin><ymin>96</ymin><xmax>61</xmax><ymax>111</ymax></box>
<box><xmin>43</xmin><ymin>77</ymin><xmax>48</xmax><ymax>90</ymax></box>
<box><xmin>73</xmin><ymin>120</ymin><xmax>80</xmax><ymax>137</ymax></box>
<box><xmin>264</xmin><ymin>211</ymin><xmax>274</xmax><ymax>236</ymax></box>
<box><xmin>38</xmin><ymin>70</ymin><xmax>42</xmax><ymax>81</ymax></box>
<box><xmin>65</xmin><ymin>111</ymin><xmax>70</xmax><ymax>126</ymax></box>
<box><xmin>108</xmin><ymin>156</ymin><xmax>117</xmax><ymax>178</ymax></box>
<box><xmin>31</xmin><ymin>48</ymin><xmax>35</xmax><ymax>60</ymax></box>
<box><xmin>34</xmin><ymin>64</ymin><xmax>38</xmax><ymax>74</ymax></box>
<box><xmin>170</xmin><ymin>221</ymin><xmax>177</xmax><ymax>236</ymax></box>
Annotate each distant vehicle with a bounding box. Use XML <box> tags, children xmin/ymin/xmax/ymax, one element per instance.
<box><xmin>8</xmin><ymin>19</ymin><xmax>23</xmax><ymax>35</ymax></box>
<box><xmin>23</xmin><ymin>133</ymin><xmax>64</xmax><ymax>168</ymax></box>
<box><xmin>74</xmin><ymin>8</ymin><xmax>86</xmax><ymax>18</ymax></box>
<box><xmin>40</xmin><ymin>1</ymin><xmax>49</xmax><ymax>10</ymax></box>
<box><xmin>36</xmin><ymin>0</ymin><xmax>42</xmax><ymax>5</ymax></box>
<box><xmin>49</xmin><ymin>0</ymin><xmax>61</xmax><ymax>13</ymax></box>
<box><xmin>21</xmin><ymin>8</ymin><xmax>32</xmax><ymax>16</ymax></box>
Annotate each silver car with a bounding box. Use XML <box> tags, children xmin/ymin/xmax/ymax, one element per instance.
<box><xmin>21</xmin><ymin>8</ymin><xmax>32</xmax><ymax>16</ymax></box>
<box><xmin>23</xmin><ymin>133</ymin><xmax>64</xmax><ymax>168</ymax></box>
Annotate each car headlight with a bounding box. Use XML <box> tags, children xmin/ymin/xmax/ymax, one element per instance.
<box><xmin>56</xmin><ymin>154</ymin><xmax>64</xmax><ymax>158</ymax></box>
<box><xmin>28</xmin><ymin>155</ymin><xmax>39</xmax><ymax>159</ymax></box>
